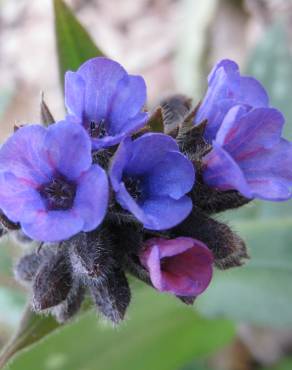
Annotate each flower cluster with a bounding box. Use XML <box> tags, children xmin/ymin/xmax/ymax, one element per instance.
<box><xmin>1</xmin><ymin>57</ymin><xmax>291</xmax><ymax>324</ymax></box>
<box><xmin>194</xmin><ymin>60</ymin><xmax>292</xmax><ymax>201</ymax></box>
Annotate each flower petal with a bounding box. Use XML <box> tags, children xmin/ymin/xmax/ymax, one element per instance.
<box><xmin>114</xmin><ymin>182</ymin><xmax>151</xmax><ymax>224</ymax></box>
<box><xmin>74</xmin><ymin>57</ymin><xmax>126</xmax><ymax>123</ymax></box>
<box><xmin>239</xmin><ymin>76</ymin><xmax>269</xmax><ymax>107</ymax></box>
<box><xmin>91</xmin><ymin>112</ymin><xmax>148</xmax><ymax>150</ymax></box>
<box><xmin>240</xmin><ymin>139</ymin><xmax>292</xmax><ymax>200</ymax></box>
<box><xmin>109</xmin><ymin>137</ymin><xmax>132</xmax><ymax>190</ymax></box>
<box><xmin>144</xmin><ymin>151</ymin><xmax>195</xmax><ymax>200</ymax></box>
<box><xmin>22</xmin><ymin>210</ymin><xmax>84</xmax><ymax>242</ymax></box>
<box><xmin>203</xmin><ymin>143</ymin><xmax>252</xmax><ymax>198</ymax></box>
<box><xmin>45</xmin><ymin>120</ymin><xmax>92</xmax><ymax>180</ymax></box>
<box><xmin>217</xmin><ymin>107</ymin><xmax>285</xmax><ymax>157</ymax></box>
<box><xmin>160</xmin><ymin>244</ymin><xmax>213</xmax><ymax>296</ymax></box>
<box><xmin>108</xmin><ymin>75</ymin><xmax>147</xmax><ymax>133</ymax></box>
<box><xmin>73</xmin><ymin>165</ymin><xmax>109</xmax><ymax>231</ymax></box>
<box><xmin>195</xmin><ymin>59</ymin><xmax>269</xmax><ymax>141</ymax></box>
<box><xmin>140</xmin><ymin>195</ymin><xmax>193</xmax><ymax>230</ymax></box>
<box><xmin>65</xmin><ymin>71</ymin><xmax>85</xmax><ymax>121</ymax></box>
<box><xmin>125</xmin><ymin>133</ymin><xmax>179</xmax><ymax>176</ymax></box>
<box><xmin>0</xmin><ymin>172</ymin><xmax>45</xmax><ymax>223</ymax></box>
<box><xmin>140</xmin><ymin>237</ymin><xmax>213</xmax><ymax>297</ymax></box>
<box><xmin>0</xmin><ymin>125</ymin><xmax>53</xmax><ymax>184</ymax></box>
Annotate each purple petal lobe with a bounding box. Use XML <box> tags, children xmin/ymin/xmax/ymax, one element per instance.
<box><xmin>73</xmin><ymin>165</ymin><xmax>108</xmax><ymax>231</ymax></box>
<box><xmin>144</xmin><ymin>151</ymin><xmax>195</xmax><ymax>200</ymax></box>
<box><xmin>140</xmin><ymin>237</ymin><xmax>213</xmax><ymax>297</ymax></box>
<box><xmin>140</xmin><ymin>196</ymin><xmax>193</xmax><ymax>230</ymax></box>
<box><xmin>65</xmin><ymin>71</ymin><xmax>85</xmax><ymax>121</ymax></box>
<box><xmin>218</xmin><ymin>107</ymin><xmax>285</xmax><ymax>156</ymax></box>
<box><xmin>108</xmin><ymin>75</ymin><xmax>147</xmax><ymax>133</ymax></box>
<box><xmin>0</xmin><ymin>125</ymin><xmax>53</xmax><ymax>184</ymax></box>
<box><xmin>45</xmin><ymin>121</ymin><xmax>92</xmax><ymax>180</ymax></box>
<box><xmin>203</xmin><ymin>143</ymin><xmax>252</xmax><ymax>198</ymax></box>
<box><xmin>75</xmin><ymin>57</ymin><xmax>126</xmax><ymax>122</ymax></box>
<box><xmin>239</xmin><ymin>76</ymin><xmax>269</xmax><ymax>107</ymax></box>
<box><xmin>195</xmin><ymin>59</ymin><xmax>269</xmax><ymax>141</ymax></box>
<box><xmin>239</xmin><ymin>139</ymin><xmax>292</xmax><ymax>200</ymax></box>
<box><xmin>0</xmin><ymin>172</ymin><xmax>45</xmax><ymax>223</ymax></box>
<box><xmin>22</xmin><ymin>210</ymin><xmax>84</xmax><ymax>242</ymax></box>
<box><xmin>109</xmin><ymin>137</ymin><xmax>132</xmax><ymax>190</ymax></box>
<box><xmin>125</xmin><ymin>133</ymin><xmax>179</xmax><ymax>175</ymax></box>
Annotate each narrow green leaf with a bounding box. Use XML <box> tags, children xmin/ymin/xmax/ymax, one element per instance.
<box><xmin>5</xmin><ymin>288</ymin><xmax>235</xmax><ymax>370</ymax></box>
<box><xmin>53</xmin><ymin>0</ymin><xmax>104</xmax><ymax>87</ymax></box>
<box><xmin>0</xmin><ymin>306</ymin><xmax>60</xmax><ymax>369</ymax></box>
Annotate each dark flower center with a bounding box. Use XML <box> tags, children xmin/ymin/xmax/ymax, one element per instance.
<box><xmin>39</xmin><ymin>175</ymin><xmax>76</xmax><ymax>211</ymax></box>
<box><xmin>89</xmin><ymin>120</ymin><xmax>107</xmax><ymax>138</ymax></box>
<box><xmin>124</xmin><ymin>176</ymin><xmax>143</xmax><ymax>200</ymax></box>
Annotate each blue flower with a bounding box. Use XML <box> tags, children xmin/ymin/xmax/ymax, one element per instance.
<box><xmin>65</xmin><ymin>57</ymin><xmax>148</xmax><ymax>150</ymax></box>
<box><xmin>202</xmin><ymin>106</ymin><xmax>292</xmax><ymax>200</ymax></box>
<box><xmin>194</xmin><ymin>59</ymin><xmax>269</xmax><ymax>142</ymax></box>
<box><xmin>0</xmin><ymin>121</ymin><xmax>109</xmax><ymax>242</ymax></box>
<box><xmin>109</xmin><ymin>133</ymin><xmax>195</xmax><ymax>230</ymax></box>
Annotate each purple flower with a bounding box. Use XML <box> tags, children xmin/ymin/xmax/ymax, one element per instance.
<box><xmin>109</xmin><ymin>133</ymin><xmax>195</xmax><ymax>230</ymax></box>
<box><xmin>0</xmin><ymin>121</ymin><xmax>108</xmax><ymax>242</ymax></box>
<box><xmin>202</xmin><ymin>106</ymin><xmax>292</xmax><ymax>200</ymax></box>
<box><xmin>65</xmin><ymin>57</ymin><xmax>148</xmax><ymax>150</ymax></box>
<box><xmin>194</xmin><ymin>59</ymin><xmax>269</xmax><ymax>142</ymax></box>
<box><xmin>139</xmin><ymin>237</ymin><xmax>213</xmax><ymax>297</ymax></box>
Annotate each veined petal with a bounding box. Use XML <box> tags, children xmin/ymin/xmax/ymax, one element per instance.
<box><xmin>203</xmin><ymin>143</ymin><xmax>252</xmax><ymax>198</ymax></box>
<box><xmin>75</xmin><ymin>57</ymin><xmax>127</xmax><ymax>122</ymax></box>
<box><xmin>195</xmin><ymin>59</ymin><xmax>269</xmax><ymax>141</ymax></box>
<box><xmin>240</xmin><ymin>139</ymin><xmax>292</xmax><ymax>200</ymax></box>
<box><xmin>218</xmin><ymin>108</ymin><xmax>285</xmax><ymax>157</ymax></box>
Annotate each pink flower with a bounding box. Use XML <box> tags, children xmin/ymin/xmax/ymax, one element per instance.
<box><xmin>139</xmin><ymin>237</ymin><xmax>213</xmax><ymax>297</ymax></box>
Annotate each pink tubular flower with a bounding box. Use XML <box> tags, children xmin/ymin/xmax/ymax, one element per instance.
<box><xmin>139</xmin><ymin>237</ymin><xmax>213</xmax><ymax>297</ymax></box>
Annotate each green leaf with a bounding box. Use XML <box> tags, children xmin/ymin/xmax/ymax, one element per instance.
<box><xmin>197</xmin><ymin>217</ymin><xmax>292</xmax><ymax>327</ymax></box>
<box><xmin>5</xmin><ymin>288</ymin><xmax>235</xmax><ymax>370</ymax></box>
<box><xmin>54</xmin><ymin>0</ymin><xmax>104</xmax><ymax>87</ymax></box>
<box><xmin>0</xmin><ymin>306</ymin><xmax>61</xmax><ymax>369</ymax></box>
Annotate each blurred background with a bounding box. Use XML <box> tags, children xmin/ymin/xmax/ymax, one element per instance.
<box><xmin>1</xmin><ymin>0</ymin><xmax>292</xmax><ymax>369</ymax></box>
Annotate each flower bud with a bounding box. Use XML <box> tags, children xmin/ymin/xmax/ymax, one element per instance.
<box><xmin>139</xmin><ymin>237</ymin><xmax>213</xmax><ymax>297</ymax></box>
<box><xmin>33</xmin><ymin>250</ymin><xmax>72</xmax><ymax>311</ymax></box>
